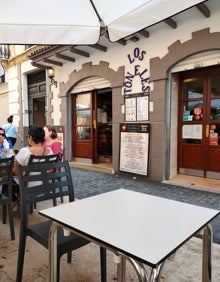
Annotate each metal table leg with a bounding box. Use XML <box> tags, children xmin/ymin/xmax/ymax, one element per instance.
<box><xmin>149</xmin><ymin>262</ymin><xmax>165</xmax><ymax>282</ymax></box>
<box><xmin>127</xmin><ymin>257</ymin><xmax>149</xmax><ymax>282</ymax></box>
<box><xmin>117</xmin><ymin>255</ymin><xmax>126</xmax><ymax>282</ymax></box>
<box><xmin>202</xmin><ymin>224</ymin><xmax>213</xmax><ymax>282</ymax></box>
<box><xmin>48</xmin><ymin>222</ymin><xmax>59</xmax><ymax>282</ymax></box>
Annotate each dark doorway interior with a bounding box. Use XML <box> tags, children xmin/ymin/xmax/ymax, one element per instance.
<box><xmin>97</xmin><ymin>90</ymin><xmax>112</xmax><ymax>163</ymax></box>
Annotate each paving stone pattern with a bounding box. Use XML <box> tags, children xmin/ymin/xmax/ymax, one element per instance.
<box><xmin>72</xmin><ymin>168</ymin><xmax>220</xmax><ymax>244</ymax></box>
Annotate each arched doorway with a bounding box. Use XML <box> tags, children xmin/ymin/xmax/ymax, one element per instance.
<box><xmin>150</xmin><ymin>28</ymin><xmax>220</xmax><ymax>180</ymax></box>
<box><xmin>178</xmin><ymin>65</ymin><xmax>220</xmax><ymax>178</ymax></box>
<box><xmin>72</xmin><ymin>88</ymin><xmax>112</xmax><ymax>164</ymax></box>
<box><xmin>59</xmin><ymin>61</ymin><xmax>124</xmax><ymax>165</ymax></box>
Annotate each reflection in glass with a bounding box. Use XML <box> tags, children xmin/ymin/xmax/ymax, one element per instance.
<box><xmin>183</xmin><ymin>77</ymin><xmax>203</xmax><ymax>99</ymax></box>
<box><xmin>76</xmin><ymin>93</ymin><xmax>91</xmax><ymax>109</ymax></box>
<box><xmin>210</xmin><ymin>99</ymin><xmax>220</xmax><ymax>120</ymax></box>
<box><xmin>211</xmin><ymin>75</ymin><xmax>220</xmax><ymax>97</ymax></box>
<box><xmin>76</xmin><ymin>110</ymin><xmax>91</xmax><ymax>125</ymax></box>
<box><xmin>76</xmin><ymin>127</ymin><xmax>91</xmax><ymax>140</ymax></box>
<box><xmin>183</xmin><ymin>101</ymin><xmax>203</xmax><ymax>121</ymax></box>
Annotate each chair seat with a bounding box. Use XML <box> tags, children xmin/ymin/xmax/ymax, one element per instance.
<box><xmin>27</xmin><ymin>220</ymin><xmax>90</xmax><ymax>250</ymax></box>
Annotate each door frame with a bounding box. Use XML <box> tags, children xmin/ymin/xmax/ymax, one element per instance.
<box><xmin>178</xmin><ymin>66</ymin><xmax>220</xmax><ymax>178</ymax></box>
<box><xmin>71</xmin><ymin>89</ymin><xmax>112</xmax><ymax>164</ymax></box>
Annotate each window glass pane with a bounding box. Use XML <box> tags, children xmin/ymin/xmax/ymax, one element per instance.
<box><xmin>76</xmin><ymin>110</ymin><xmax>91</xmax><ymax>125</ymax></box>
<box><xmin>183</xmin><ymin>101</ymin><xmax>203</xmax><ymax>121</ymax></box>
<box><xmin>76</xmin><ymin>94</ymin><xmax>90</xmax><ymax>109</ymax></box>
<box><xmin>76</xmin><ymin>127</ymin><xmax>91</xmax><ymax>140</ymax></box>
<box><xmin>209</xmin><ymin>123</ymin><xmax>220</xmax><ymax>145</ymax></box>
<box><xmin>211</xmin><ymin>75</ymin><xmax>220</xmax><ymax>97</ymax></box>
<box><xmin>210</xmin><ymin>99</ymin><xmax>220</xmax><ymax>120</ymax></box>
<box><xmin>183</xmin><ymin>77</ymin><xmax>203</xmax><ymax>100</ymax></box>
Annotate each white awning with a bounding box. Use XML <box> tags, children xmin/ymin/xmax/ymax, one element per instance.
<box><xmin>0</xmin><ymin>0</ymin><xmax>205</xmax><ymax>44</ymax></box>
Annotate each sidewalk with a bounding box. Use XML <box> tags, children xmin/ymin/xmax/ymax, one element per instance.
<box><xmin>1</xmin><ymin>166</ymin><xmax>220</xmax><ymax>281</ymax></box>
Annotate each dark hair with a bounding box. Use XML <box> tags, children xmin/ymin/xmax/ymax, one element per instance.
<box><xmin>0</xmin><ymin>127</ymin><xmax>6</xmax><ymax>136</ymax></box>
<box><xmin>7</xmin><ymin>115</ymin><xmax>13</xmax><ymax>123</ymax></box>
<box><xmin>45</xmin><ymin>125</ymin><xmax>57</xmax><ymax>139</ymax></box>
<box><xmin>28</xmin><ymin>126</ymin><xmax>45</xmax><ymax>144</ymax></box>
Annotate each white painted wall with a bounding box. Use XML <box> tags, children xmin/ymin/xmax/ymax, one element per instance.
<box><xmin>2</xmin><ymin>0</ymin><xmax>220</xmax><ymax>128</ymax></box>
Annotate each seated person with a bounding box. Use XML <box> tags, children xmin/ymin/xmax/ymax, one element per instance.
<box><xmin>14</xmin><ymin>126</ymin><xmax>53</xmax><ymax>170</ymax></box>
<box><xmin>12</xmin><ymin>126</ymin><xmax>53</xmax><ymax>212</ymax></box>
<box><xmin>43</xmin><ymin>125</ymin><xmax>62</xmax><ymax>156</ymax></box>
<box><xmin>0</xmin><ymin>127</ymin><xmax>13</xmax><ymax>153</ymax></box>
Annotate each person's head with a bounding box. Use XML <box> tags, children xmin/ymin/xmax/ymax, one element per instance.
<box><xmin>43</xmin><ymin>125</ymin><xmax>57</xmax><ymax>140</ymax></box>
<box><xmin>7</xmin><ymin>115</ymin><xmax>13</xmax><ymax>123</ymax></box>
<box><xmin>28</xmin><ymin>126</ymin><xmax>45</xmax><ymax>145</ymax></box>
<box><xmin>0</xmin><ymin>127</ymin><xmax>6</xmax><ymax>144</ymax></box>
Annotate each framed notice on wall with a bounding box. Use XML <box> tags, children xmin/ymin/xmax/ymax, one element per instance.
<box><xmin>125</xmin><ymin>93</ymin><xmax>149</xmax><ymax>122</ymax></box>
<box><xmin>119</xmin><ymin>123</ymin><xmax>150</xmax><ymax>176</ymax></box>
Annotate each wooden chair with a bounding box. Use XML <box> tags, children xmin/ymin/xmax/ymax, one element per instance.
<box><xmin>0</xmin><ymin>156</ymin><xmax>15</xmax><ymax>240</ymax></box>
<box><xmin>16</xmin><ymin>160</ymin><xmax>106</xmax><ymax>282</ymax></box>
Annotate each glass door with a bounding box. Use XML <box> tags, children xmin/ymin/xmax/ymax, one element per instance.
<box><xmin>72</xmin><ymin>92</ymin><xmax>94</xmax><ymax>160</ymax></box>
<box><xmin>178</xmin><ymin>67</ymin><xmax>220</xmax><ymax>178</ymax></box>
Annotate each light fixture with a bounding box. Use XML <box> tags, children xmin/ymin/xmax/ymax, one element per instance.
<box><xmin>130</xmin><ymin>35</ymin><xmax>139</xmax><ymax>42</ymax></box>
<box><xmin>48</xmin><ymin>67</ymin><xmax>57</xmax><ymax>87</ymax></box>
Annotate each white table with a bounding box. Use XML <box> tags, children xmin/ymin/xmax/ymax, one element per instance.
<box><xmin>39</xmin><ymin>189</ymin><xmax>220</xmax><ymax>282</ymax></box>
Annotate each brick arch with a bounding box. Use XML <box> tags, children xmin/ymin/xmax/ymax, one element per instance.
<box><xmin>58</xmin><ymin>60</ymin><xmax>124</xmax><ymax>162</ymax></box>
<box><xmin>59</xmin><ymin>61</ymin><xmax>124</xmax><ymax>95</ymax></box>
<box><xmin>148</xmin><ymin>28</ymin><xmax>220</xmax><ymax>181</ymax></box>
<box><xmin>150</xmin><ymin>28</ymin><xmax>220</xmax><ymax>81</ymax></box>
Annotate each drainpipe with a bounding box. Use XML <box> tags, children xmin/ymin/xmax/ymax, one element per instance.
<box><xmin>17</xmin><ymin>64</ymin><xmax>24</xmax><ymax>131</ymax></box>
<box><xmin>165</xmin><ymin>71</ymin><xmax>172</xmax><ymax>180</ymax></box>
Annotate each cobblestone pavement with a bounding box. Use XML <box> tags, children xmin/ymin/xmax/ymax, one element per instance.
<box><xmin>71</xmin><ymin>167</ymin><xmax>220</xmax><ymax>244</ymax></box>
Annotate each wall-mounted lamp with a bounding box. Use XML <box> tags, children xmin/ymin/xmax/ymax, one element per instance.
<box><xmin>130</xmin><ymin>35</ymin><xmax>139</xmax><ymax>42</ymax></box>
<box><xmin>48</xmin><ymin>67</ymin><xmax>57</xmax><ymax>87</ymax></box>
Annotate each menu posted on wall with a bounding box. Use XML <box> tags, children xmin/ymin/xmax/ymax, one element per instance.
<box><xmin>119</xmin><ymin>123</ymin><xmax>150</xmax><ymax>176</ymax></box>
<box><xmin>125</xmin><ymin>93</ymin><xmax>149</xmax><ymax>122</ymax></box>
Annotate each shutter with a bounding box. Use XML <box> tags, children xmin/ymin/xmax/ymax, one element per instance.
<box><xmin>71</xmin><ymin>77</ymin><xmax>110</xmax><ymax>94</ymax></box>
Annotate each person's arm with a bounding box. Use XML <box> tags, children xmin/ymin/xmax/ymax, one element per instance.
<box><xmin>51</xmin><ymin>142</ymin><xmax>62</xmax><ymax>154</ymax></box>
<box><xmin>13</xmin><ymin>148</ymin><xmax>29</xmax><ymax>176</ymax></box>
<box><xmin>16</xmin><ymin>131</ymin><xmax>23</xmax><ymax>143</ymax></box>
<box><xmin>13</xmin><ymin>158</ymin><xmax>20</xmax><ymax>176</ymax></box>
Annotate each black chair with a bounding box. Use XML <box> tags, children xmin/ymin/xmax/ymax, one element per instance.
<box><xmin>28</xmin><ymin>153</ymin><xmax>60</xmax><ymax>164</ymax></box>
<box><xmin>28</xmin><ymin>153</ymin><xmax>60</xmax><ymax>212</ymax></box>
<box><xmin>0</xmin><ymin>156</ymin><xmax>15</xmax><ymax>240</ymax></box>
<box><xmin>16</xmin><ymin>160</ymin><xmax>106</xmax><ymax>282</ymax></box>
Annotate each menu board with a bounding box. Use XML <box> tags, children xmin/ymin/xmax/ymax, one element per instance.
<box><xmin>125</xmin><ymin>97</ymin><xmax>136</xmax><ymax>121</ymax></box>
<box><xmin>137</xmin><ymin>95</ymin><xmax>149</xmax><ymax>121</ymax></box>
<box><xmin>182</xmin><ymin>124</ymin><xmax>202</xmax><ymax>139</ymax></box>
<box><xmin>119</xmin><ymin>123</ymin><xmax>150</xmax><ymax>176</ymax></box>
<box><xmin>125</xmin><ymin>93</ymin><xmax>149</xmax><ymax>122</ymax></box>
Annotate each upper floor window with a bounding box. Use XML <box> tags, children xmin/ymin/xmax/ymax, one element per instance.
<box><xmin>0</xmin><ymin>45</ymin><xmax>10</xmax><ymax>59</ymax></box>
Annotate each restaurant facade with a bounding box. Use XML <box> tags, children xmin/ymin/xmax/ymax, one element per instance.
<box><xmin>0</xmin><ymin>0</ymin><xmax>220</xmax><ymax>181</ymax></box>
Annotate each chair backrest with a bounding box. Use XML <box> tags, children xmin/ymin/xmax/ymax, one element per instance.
<box><xmin>57</xmin><ymin>148</ymin><xmax>65</xmax><ymax>162</ymax></box>
<box><xmin>28</xmin><ymin>153</ymin><xmax>60</xmax><ymax>164</ymax></box>
<box><xmin>18</xmin><ymin>160</ymin><xmax>74</xmax><ymax>224</ymax></box>
<box><xmin>0</xmin><ymin>156</ymin><xmax>14</xmax><ymax>185</ymax></box>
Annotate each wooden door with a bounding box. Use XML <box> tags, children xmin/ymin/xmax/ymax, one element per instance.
<box><xmin>72</xmin><ymin>92</ymin><xmax>96</xmax><ymax>160</ymax></box>
<box><xmin>178</xmin><ymin>66</ymin><xmax>220</xmax><ymax>177</ymax></box>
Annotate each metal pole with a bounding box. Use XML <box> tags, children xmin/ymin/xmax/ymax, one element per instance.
<box><xmin>202</xmin><ymin>224</ymin><xmax>212</xmax><ymax>282</ymax></box>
